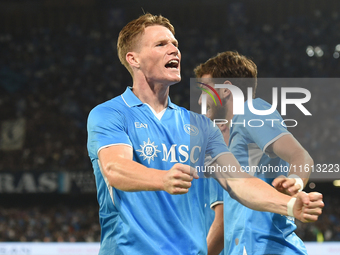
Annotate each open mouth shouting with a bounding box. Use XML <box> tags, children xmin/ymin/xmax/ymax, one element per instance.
<box><xmin>165</xmin><ymin>59</ymin><xmax>179</xmax><ymax>69</ymax></box>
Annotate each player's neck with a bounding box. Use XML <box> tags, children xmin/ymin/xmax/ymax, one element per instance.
<box><xmin>225</xmin><ymin>99</ymin><xmax>234</xmax><ymax>124</ymax></box>
<box><xmin>218</xmin><ymin>124</ymin><xmax>230</xmax><ymax>146</ymax></box>
<box><xmin>132</xmin><ymin>81</ymin><xmax>169</xmax><ymax>113</ymax></box>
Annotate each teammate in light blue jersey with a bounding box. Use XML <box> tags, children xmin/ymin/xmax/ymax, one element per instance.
<box><xmin>194</xmin><ymin>51</ymin><xmax>318</xmax><ymax>255</ymax></box>
<box><xmin>224</xmin><ymin>99</ymin><xmax>309</xmax><ymax>255</ymax></box>
<box><xmin>88</xmin><ymin>15</ymin><xmax>324</xmax><ymax>255</ymax></box>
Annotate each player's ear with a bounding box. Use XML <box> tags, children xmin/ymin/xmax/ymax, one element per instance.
<box><xmin>126</xmin><ymin>52</ymin><xmax>140</xmax><ymax>69</ymax></box>
<box><xmin>221</xmin><ymin>80</ymin><xmax>232</xmax><ymax>99</ymax></box>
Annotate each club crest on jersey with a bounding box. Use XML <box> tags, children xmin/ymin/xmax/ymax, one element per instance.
<box><xmin>136</xmin><ymin>138</ymin><xmax>161</xmax><ymax>164</ymax></box>
<box><xmin>184</xmin><ymin>124</ymin><xmax>199</xmax><ymax>136</ymax></box>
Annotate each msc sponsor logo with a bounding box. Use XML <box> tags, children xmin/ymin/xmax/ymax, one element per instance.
<box><xmin>136</xmin><ymin>138</ymin><xmax>161</xmax><ymax>164</ymax></box>
<box><xmin>136</xmin><ymin>138</ymin><xmax>201</xmax><ymax>164</ymax></box>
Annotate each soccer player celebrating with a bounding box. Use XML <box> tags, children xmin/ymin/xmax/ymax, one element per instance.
<box><xmin>195</xmin><ymin>51</ymin><xmax>316</xmax><ymax>255</ymax></box>
<box><xmin>87</xmin><ymin>14</ymin><xmax>323</xmax><ymax>255</ymax></box>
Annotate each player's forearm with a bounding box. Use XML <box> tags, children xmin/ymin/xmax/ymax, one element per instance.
<box><xmin>227</xmin><ymin>177</ymin><xmax>291</xmax><ymax>215</ymax></box>
<box><xmin>207</xmin><ymin>229</ymin><xmax>224</xmax><ymax>255</ymax></box>
<box><xmin>101</xmin><ymin>158</ymin><xmax>165</xmax><ymax>192</ymax></box>
<box><xmin>271</xmin><ymin>134</ymin><xmax>312</xmax><ymax>185</ymax></box>
<box><xmin>213</xmin><ymin>153</ymin><xmax>291</xmax><ymax>215</ymax></box>
<box><xmin>287</xmin><ymin>150</ymin><xmax>313</xmax><ymax>186</ymax></box>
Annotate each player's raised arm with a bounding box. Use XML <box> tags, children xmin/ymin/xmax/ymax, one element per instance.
<box><xmin>98</xmin><ymin>145</ymin><xmax>198</xmax><ymax>194</ymax></box>
<box><xmin>211</xmin><ymin>153</ymin><xmax>323</xmax><ymax>222</ymax></box>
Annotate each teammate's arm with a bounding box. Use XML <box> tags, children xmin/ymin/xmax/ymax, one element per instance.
<box><xmin>207</xmin><ymin>204</ymin><xmax>224</xmax><ymax>255</ymax></box>
<box><xmin>269</xmin><ymin>134</ymin><xmax>313</xmax><ymax>195</ymax></box>
<box><xmin>98</xmin><ymin>145</ymin><xmax>198</xmax><ymax>194</ymax></box>
<box><xmin>213</xmin><ymin>153</ymin><xmax>323</xmax><ymax>222</ymax></box>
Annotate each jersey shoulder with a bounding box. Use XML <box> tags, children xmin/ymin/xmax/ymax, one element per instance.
<box><xmin>245</xmin><ymin>98</ymin><xmax>274</xmax><ymax>113</ymax></box>
<box><xmin>189</xmin><ymin>111</ymin><xmax>214</xmax><ymax>126</ymax></box>
<box><xmin>243</xmin><ymin>98</ymin><xmax>283</xmax><ymax>120</ymax></box>
<box><xmin>87</xmin><ymin>95</ymin><xmax>128</xmax><ymax>130</ymax></box>
<box><xmin>89</xmin><ymin>95</ymin><xmax>126</xmax><ymax>117</ymax></box>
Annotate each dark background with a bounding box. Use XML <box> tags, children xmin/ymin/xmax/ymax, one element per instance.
<box><xmin>0</xmin><ymin>0</ymin><xmax>339</xmax><ymax>243</ymax></box>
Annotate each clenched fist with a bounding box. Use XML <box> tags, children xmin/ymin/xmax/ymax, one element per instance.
<box><xmin>272</xmin><ymin>175</ymin><xmax>303</xmax><ymax>196</ymax></box>
<box><xmin>163</xmin><ymin>163</ymin><xmax>199</xmax><ymax>195</ymax></box>
<box><xmin>293</xmin><ymin>192</ymin><xmax>324</xmax><ymax>223</ymax></box>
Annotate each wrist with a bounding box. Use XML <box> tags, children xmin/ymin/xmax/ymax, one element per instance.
<box><xmin>158</xmin><ymin>169</ymin><xmax>167</xmax><ymax>191</ymax></box>
<box><xmin>287</xmin><ymin>197</ymin><xmax>296</xmax><ymax>217</ymax></box>
<box><xmin>288</xmin><ymin>174</ymin><xmax>304</xmax><ymax>192</ymax></box>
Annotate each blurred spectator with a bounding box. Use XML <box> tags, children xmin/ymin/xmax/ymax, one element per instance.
<box><xmin>0</xmin><ymin>203</ymin><xmax>100</xmax><ymax>242</ymax></box>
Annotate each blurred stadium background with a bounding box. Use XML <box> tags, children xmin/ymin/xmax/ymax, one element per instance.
<box><xmin>0</xmin><ymin>0</ymin><xmax>339</xmax><ymax>254</ymax></box>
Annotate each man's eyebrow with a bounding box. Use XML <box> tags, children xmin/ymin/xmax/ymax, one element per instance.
<box><xmin>198</xmin><ymin>81</ymin><xmax>214</xmax><ymax>87</ymax></box>
<box><xmin>156</xmin><ymin>38</ymin><xmax>178</xmax><ymax>45</ymax></box>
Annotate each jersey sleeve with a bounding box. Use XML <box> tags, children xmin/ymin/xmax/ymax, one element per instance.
<box><xmin>243</xmin><ymin>99</ymin><xmax>291</xmax><ymax>157</ymax></box>
<box><xmin>87</xmin><ymin>104</ymin><xmax>132</xmax><ymax>158</ymax></box>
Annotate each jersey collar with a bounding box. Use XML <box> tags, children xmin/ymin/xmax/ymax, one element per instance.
<box><xmin>122</xmin><ymin>87</ymin><xmax>178</xmax><ymax>110</ymax></box>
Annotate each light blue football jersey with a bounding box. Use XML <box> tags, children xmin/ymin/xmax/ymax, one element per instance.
<box><xmin>223</xmin><ymin>98</ymin><xmax>307</xmax><ymax>255</ymax></box>
<box><xmin>87</xmin><ymin>87</ymin><xmax>230</xmax><ymax>255</ymax></box>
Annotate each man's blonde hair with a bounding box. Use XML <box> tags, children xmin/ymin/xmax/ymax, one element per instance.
<box><xmin>117</xmin><ymin>13</ymin><xmax>175</xmax><ymax>76</ymax></box>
